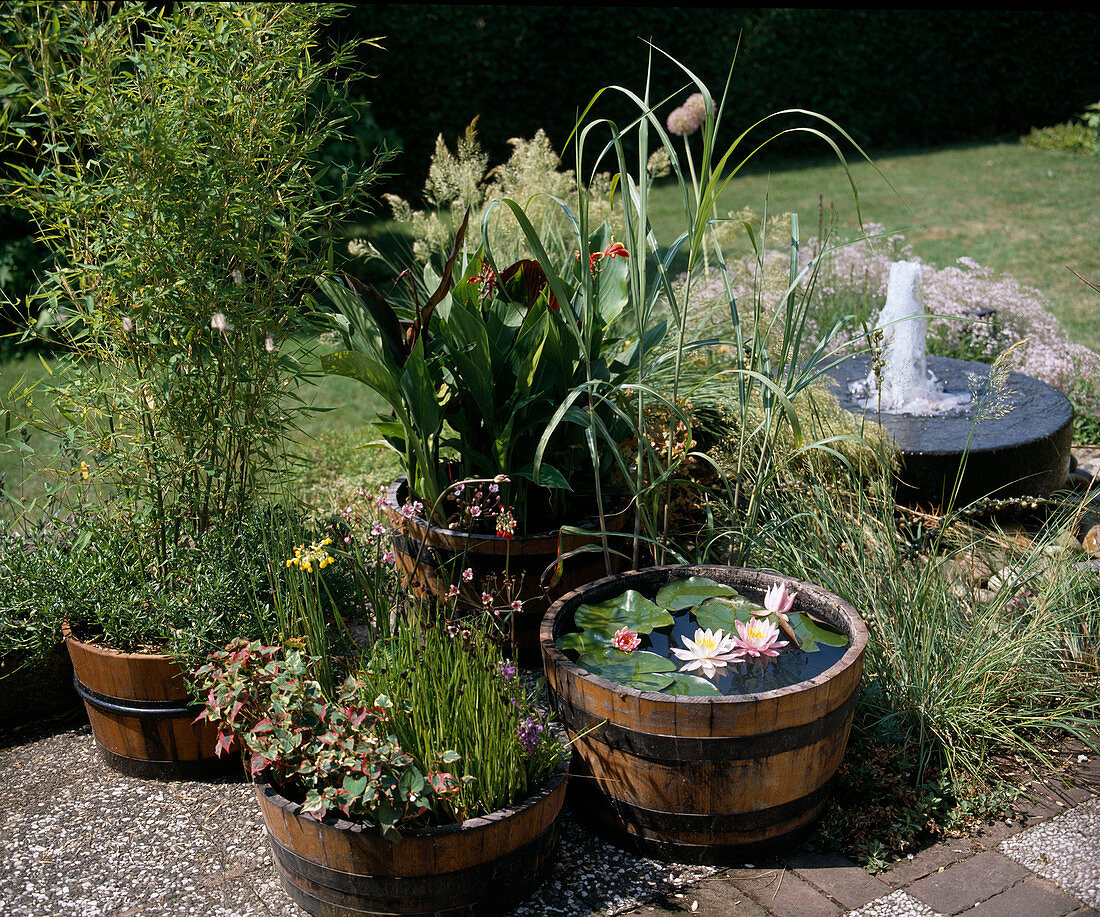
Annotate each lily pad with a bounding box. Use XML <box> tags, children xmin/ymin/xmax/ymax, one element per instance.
<box><xmin>580</xmin><ymin>649</ymin><xmax>676</xmax><ymax>683</ymax></box>
<box><xmin>663</xmin><ymin>672</ymin><xmax>724</xmax><ymax>696</ymax></box>
<box><xmin>574</xmin><ymin>590</ymin><xmax>674</xmax><ymax>635</ymax></box>
<box><xmin>692</xmin><ymin>596</ymin><xmax>763</xmax><ymax>633</ymax></box>
<box><xmin>557</xmin><ymin>631</ymin><xmax>612</xmax><ymax>657</ymax></box>
<box><xmin>790</xmin><ymin>613</ymin><xmax>848</xmax><ymax>653</ymax></box>
<box><xmin>624</xmin><ymin>671</ymin><xmax>677</xmax><ymax>693</ymax></box>
<box><xmin>655</xmin><ymin>576</ymin><xmax>743</xmax><ymax>610</ymax></box>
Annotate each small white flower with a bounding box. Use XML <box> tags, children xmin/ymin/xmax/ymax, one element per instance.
<box><xmin>121</xmin><ymin>316</ymin><xmax>134</xmax><ymax>334</ymax></box>
<box><xmin>265</xmin><ymin>334</ymin><xmax>276</xmax><ymax>353</ymax></box>
<box><xmin>231</xmin><ymin>268</ymin><xmax>243</xmax><ymax>286</ymax></box>
<box><xmin>210</xmin><ymin>312</ymin><xmax>233</xmax><ymax>332</ymax></box>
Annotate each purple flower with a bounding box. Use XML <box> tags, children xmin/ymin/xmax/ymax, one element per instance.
<box><xmin>499</xmin><ymin>661</ymin><xmax>517</xmax><ymax>678</ymax></box>
<box><xmin>518</xmin><ymin>717</ymin><xmax>543</xmax><ymax>754</ymax></box>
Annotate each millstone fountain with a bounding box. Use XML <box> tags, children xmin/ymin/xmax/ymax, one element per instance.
<box><xmin>823</xmin><ymin>261</ymin><xmax>1073</xmax><ymax>508</ymax></box>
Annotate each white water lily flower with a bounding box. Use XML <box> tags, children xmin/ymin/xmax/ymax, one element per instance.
<box><xmin>671</xmin><ymin>627</ymin><xmax>741</xmax><ymax>680</ymax></box>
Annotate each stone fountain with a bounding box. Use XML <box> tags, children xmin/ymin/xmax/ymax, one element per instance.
<box><xmin>823</xmin><ymin>261</ymin><xmax>1073</xmax><ymax>508</ymax></box>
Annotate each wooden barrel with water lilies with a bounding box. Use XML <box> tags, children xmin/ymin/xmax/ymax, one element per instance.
<box><xmin>254</xmin><ymin>755</ymin><xmax>569</xmax><ymax>917</ymax></box>
<box><xmin>63</xmin><ymin>623</ymin><xmax>237</xmax><ymax>779</ymax></box>
<box><xmin>540</xmin><ymin>565</ymin><xmax>867</xmax><ymax>863</ymax></box>
<box><xmin>384</xmin><ymin>477</ymin><xmax>628</xmax><ymax>666</ymax></box>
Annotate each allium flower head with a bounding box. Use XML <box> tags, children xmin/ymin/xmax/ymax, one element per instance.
<box><xmin>733</xmin><ymin>618</ymin><xmax>788</xmax><ymax>659</ymax></box>
<box><xmin>672</xmin><ymin>627</ymin><xmax>740</xmax><ymax>680</ymax></box>
<box><xmin>666</xmin><ymin>92</ymin><xmax>706</xmax><ymax>137</ymax></box>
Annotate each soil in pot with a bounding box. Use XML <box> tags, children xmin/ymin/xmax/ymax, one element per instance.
<box><xmin>540</xmin><ymin>564</ymin><xmax>868</xmax><ymax>864</ymax></box>
<box><xmin>63</xmin><ymin>624</ymin><xmax>237</xmax><ymax>779</ymax></box>
<box><xmin>254</xmin><ymin>756</ymin><xmax>570</xmax><ymax>917</ymax></box>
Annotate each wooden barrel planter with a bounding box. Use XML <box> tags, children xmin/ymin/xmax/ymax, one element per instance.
<box><xmin>540</xmin><ymin>565</ymin><xmax>867</xmax><ymax>864</ymax></box>
<box><xmin>385</xmin><ymin>477</ymin><xmax>626</xmax><ymax>666</ymax></box>
<box><xmin>255</xmin><ymin>756</ymin><xmax>569</xmax><ymax>917</ymax></box>
<box><xmin>63</xmin><ymin>624</ymin><xmax>237</xmax><ymax>779</ymax></box>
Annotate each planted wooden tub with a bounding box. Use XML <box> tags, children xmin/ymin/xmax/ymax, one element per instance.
<box><xmin>540</xmin><ymin>565</ymin><xmax>867</xmax><ymax>863</ymax></box>
<box><xmin>255</xmin><ymin>757</ymin><xmax>569</xmax><ymax>917</ymax></box>
<box><xmin>63</xmin><ymin>624</ymin><xmax>236</xmax><ymax>779</ymax></box>
<box><xmin>385</xmin><ymin>477</ymin><xmax>625</xmax><ymax>666</ymax></box>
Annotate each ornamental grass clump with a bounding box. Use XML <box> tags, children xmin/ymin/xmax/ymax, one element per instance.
<box><xmin>364</xmin><ymin>614</ymin><xmax>562</xmax><ymax>823</ymax></box>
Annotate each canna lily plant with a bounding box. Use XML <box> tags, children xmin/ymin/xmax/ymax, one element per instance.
<box><xmin>317</xmin><ymin>207</ymin><xmax>657</xmax><ymax>534</ymax></box>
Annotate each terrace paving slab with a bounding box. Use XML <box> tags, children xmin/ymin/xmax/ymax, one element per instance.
<box><xmin>2</xmin><ymin>722</ymin><xmax>1098</xmax><ymax>917</ymax></box>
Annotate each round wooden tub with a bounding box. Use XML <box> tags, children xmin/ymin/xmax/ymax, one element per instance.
<box><xmin>384</xmin><ymin>477</ymin><xmax>625</xmax><ymax>666</ymax></box>
<box><xmin>63</xmin><ymin>624</ymin><xmax>236</xmax><ymax>779</ymax></box>
<box><xmin>540</xmin><ymin>564</ymin><xmax>867</xmax><ymax>863</ymax></box>
<box><xmin>255</xmin><ymin>757</ymin><xmax>569</xmax><ymax>916</ymax></box>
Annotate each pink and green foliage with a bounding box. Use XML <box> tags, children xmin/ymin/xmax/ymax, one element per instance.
<box><xmin>195</xmin><ymin>638</ymin><xmax>460</xmax><ymax>839</ymax></box>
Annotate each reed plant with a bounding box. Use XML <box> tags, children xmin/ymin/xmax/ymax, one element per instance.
<box><xmin>490</xmin><ymin>49</ymin><xmax>890</xmax><ymax>568</ymax></box>
<box><xmin>364</xmin><ymin>613</ymin><xmax>562</xmax><ymax>823</ymax></box>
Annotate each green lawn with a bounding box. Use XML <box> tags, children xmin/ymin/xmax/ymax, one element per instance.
<box><xmin>5</xmin><ymin>140</ymin><xmax>1099</xmax><ymax>510</ymax></box>
<box><xmin>687</xmin><ymin>141</ymin><xmax>1100</xmax><ymax>352</ymax></box>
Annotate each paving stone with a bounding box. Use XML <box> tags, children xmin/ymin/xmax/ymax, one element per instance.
<box><xmin>1001</xmin><ymin>798</ymin><xmax>1100</xmax><ymax>909</ymax></box>
<box><xmin>736</xmin><ymin>868</ymin><xmax>843</xmax><ymax>917</ymax></box>
<box><xmin>845</xmin><ymin>889</ymin><xmax>945</xmax><ymax>917</ymax></box>
<box><xmin>785</xmin><ymin>850</ymin><xmax>893</xmax><ymax>909</ymax></box>
<box><xmin>907</xmin><ymin>850</ymin><xmax>1032</xmax><ymax>915</ymax></box>
<box><xmin>964</xmin><ymin>875</ymin><xmax>1085</xmax><ymax>917</ymax></box>
<box><xmin>881</xmin><ymin>840</ymin><xmax>980</xmax><ymax>888</ymax></box>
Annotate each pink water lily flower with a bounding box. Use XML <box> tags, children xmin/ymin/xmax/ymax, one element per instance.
<box><xmin>760</xmin><ymin>582</ymin><xmax>796</xmax><ymax>622</ymax></box>
<box><xmin>734</xmin><ymin>617</ymin><xmax>789</xmax><ymax>659</ymax></box>
<box><xmin>612</xmin><ymin>627</ymin><xmax>641</xmax><ymax>653</ymax></box>
<box><xmin>672</xmin><ymin>627</ymin><xmax>741</xmax><ymax>680</ymax></box>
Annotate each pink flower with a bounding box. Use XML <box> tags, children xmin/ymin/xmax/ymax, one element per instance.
<box><xmin>481</xmin><ymin>591</ymin><xmax>493</xmax><ymax>606</ymax></box>
<box><xmin>382</xmin><ymin>550</ymin><xmax>395</xmax><ymax>564</ymax></box>
<box><xmin>612</xmin><ymin>627</ymin><xmax>641</xmax><ymax>653</ymax></box>
<box><xmin>446</xmin><ymin>584</ymin><xmax>460</xmax><ymax>600</ymax></box>
<box><xmin>398</xmin><ymin>500</ymin><xmax>424</xmax><ymax>519</ymax></box>
<box><xmin>469</xmin><ymin>504</ymin><xmax>482</xmax><ymax>518</ymax></box>
<box><xmin>510</xmin><ymin>599</ymin><xmax>523</xmax><ymax>613</ymax></box>
<box><xmin>666</xmin><ymin>92</ymin><xmax>706</xmax><ymax>137</ymax></box>
<box><xmin>371</xmin><ymin>522</ymin><xmax>386</xmax><ymax>537</ymax></box>
<box><xmin>462</xmin><ymin>567</ymin><xmax>474</xmax><ymax>582</ymax></box>
<box><xmin>733</xmin><ymin>618</ymin><xmax>789</xmax><ymax>659</ymax></box>
<box><xmin>761</xmin><ymin>583</ymin><xmax>796</xmax><ymax>622</ymax></box>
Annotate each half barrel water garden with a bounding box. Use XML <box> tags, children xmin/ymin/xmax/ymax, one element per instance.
<box><xmin>1</xmin><ymin>4</ymin><xmax>1099</xmax><ymax>916</ymax></box>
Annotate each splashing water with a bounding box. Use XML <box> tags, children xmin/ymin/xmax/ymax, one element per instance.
<box><xmin>850</xmin><ymin>261</ymin><xmax>971</xmax><ymax>415</ymax></box>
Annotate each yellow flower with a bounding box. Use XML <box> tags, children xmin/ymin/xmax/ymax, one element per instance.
<box><xmin>79</xmin><ymin>461</ymin><xmax>89</xmax><ymax>481</ymax></box>
<box><xmin>285</xmin><ymin>538</ymin><xmax>335</xmax><ymax>574</ymax></box>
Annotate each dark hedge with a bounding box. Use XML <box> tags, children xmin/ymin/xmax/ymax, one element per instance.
<box><xmin>334</xmin><ymin>6</ymin><xmax>1100</xmax><ymax>199</ymax></box>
